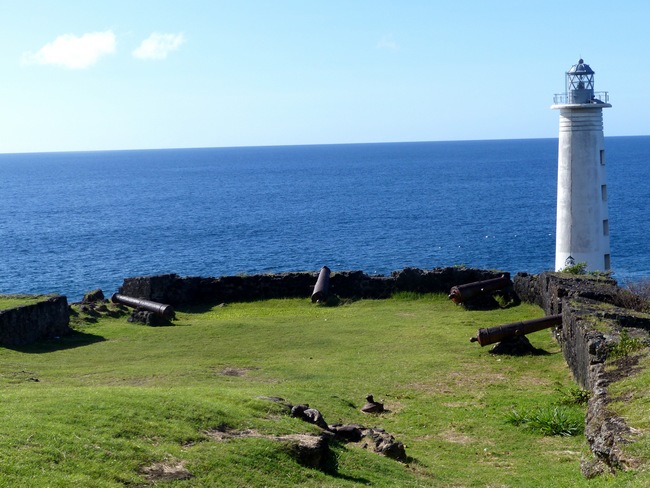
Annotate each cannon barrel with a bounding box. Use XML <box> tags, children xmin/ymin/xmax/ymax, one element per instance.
<box><xmin>111</xmin><ymin>294</ymin><xmax>175</xmax><ymax>319</ymax></box>
<box><xmin>311</xmin><ymin>266</ymin><xmax>331</xmax><ymax>303</ymax></box>
<box><xmin>449</xmin><ymin>274</ymin><xmax>511</xmax><ymax>304</ymax></box>
<box><xmin>470</xmin><ymin>314</ymin><xmax>562</xmax><ymax>347</ymax></box>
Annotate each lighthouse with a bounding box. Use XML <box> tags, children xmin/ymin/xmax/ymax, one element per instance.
<box><xmin>552</xmin><ymin>59</ymin><xmax>611</xmax><ymax>272</ymax></box>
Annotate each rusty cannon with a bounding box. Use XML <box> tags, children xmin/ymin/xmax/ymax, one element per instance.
<box><xmin>111</xmin><ymin>293</ymin><xmax>175</xmax><ymax>319</ymax></box>
<box><xmin>311</xmin><ymin>266</ymin><xmax>331</xmax><ymax>303</ymax></box>
<box><xmin>470</xmin><ymin>314</ymin><xmax>562</xmax><ymax>347</ymax></box>
<box><xmin>448</xmin><ymin>274</ymin><xmax>512</xmax><ymax>304</ymax></box>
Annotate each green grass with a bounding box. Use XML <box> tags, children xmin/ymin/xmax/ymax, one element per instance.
<box><xmin>0</xmin><ymin>295</ymin><xmax>50</xmax><ymax>311</ymax></box>
<box><xmin>0</xmin><ymin>295</ymin><xmax>647</xmax><ymax>486</ymax></box>
<box><xmin>606</xmin><ymin>349</ymin><xmax>650</xmax><ymax>473</ymax></box>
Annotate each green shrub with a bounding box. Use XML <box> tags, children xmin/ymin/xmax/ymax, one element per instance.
<box><xmin>560</xmin><ymin>262</ymin><xmax>587</xmax><ymax>275</ymax></box>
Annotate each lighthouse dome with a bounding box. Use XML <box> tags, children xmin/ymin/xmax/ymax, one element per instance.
<box><xmin>568</xmin><ymin>59</ymin><xmax>595</xmax><ymax>76</ymax></box>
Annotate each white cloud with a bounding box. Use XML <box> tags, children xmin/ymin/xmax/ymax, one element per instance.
<box><xmin>377</xmin><ymin>34</ymin><xmax>399</xmax><ymax>52</ymax></box>
<box><xmin>132</xmin><ymin>32</ymin><xmax>185</xmax><ymax>60</ymax></box>
<box><xmin>22</xmin><ymin>31</ymin><xmax>116</xmax><ymax>69</ymax></box>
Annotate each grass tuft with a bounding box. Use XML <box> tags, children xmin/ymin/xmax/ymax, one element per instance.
<box><xmin>554</xmin><ymin>382</ymin><xmax>590</xmax><ymax>406</ymax></box>
<box><xmin>609</xmin><ymin>329</ymin><xmax>646</xmax><ymax>360</ymax></box>
<box><xmin>506</xmin><ymin>406</ymin><xmax>584</xmax><ymax>436</ymax></box>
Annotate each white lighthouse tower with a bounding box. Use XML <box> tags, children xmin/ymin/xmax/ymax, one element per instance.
<box><xmin>552</xmin><ymin>59</ymin><xmax>611</xmax><ymax>272</ymax></box>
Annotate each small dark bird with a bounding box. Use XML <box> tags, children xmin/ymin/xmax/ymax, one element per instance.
<box><xmin>360</xmin><ymin>394</ymin><xmax>384</xmax><ymax>414</ymax></box>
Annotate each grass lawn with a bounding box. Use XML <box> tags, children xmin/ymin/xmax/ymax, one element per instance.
<box><xmin>0</xmin><ymin>294</ymin><xmax>646</xmax><ymax>487</ymax></box>
<box><xmin>0</xmin><ymin>295</ymin><xmax>50</xmax><ymax>311</ymax></box>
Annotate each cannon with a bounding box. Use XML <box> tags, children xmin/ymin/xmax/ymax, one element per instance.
<box><xmin>111</xmin><ymin>293</ymin><xmax>175</xmax><ymax>319</ymax></box>
<box><xmin>470</xmin><ymin>314</ymin><xmax>562</xmax><ymax>347</ymax></box>
<box><xmin>311</xmin><ymin>266</ymin><xmax>331</xmax><ymax>303</ymax></box>
<box><xmin>449</xmin><ymin>274</ymin><xmax>511</xmax><ymax>304</ymax></box>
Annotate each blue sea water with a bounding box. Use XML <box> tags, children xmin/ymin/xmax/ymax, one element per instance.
<box><xmin>1</xmin><ymin>137</ymin><xmax>649</xmax><ymax>301</ymax></box>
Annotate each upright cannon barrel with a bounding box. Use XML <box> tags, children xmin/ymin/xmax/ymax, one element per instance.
<box><xmin>470</xmin><ymin>314</ymin><xmax>562</xmax><ymax>347</ymax></box>
<box><xmin>311</xmin><ymin>266</ymin><xmax>331</xmax><ymax>303</ymax></box>
<box><xmin>111</xmin><ymin>294</ymin><xmax>175</xmax><ymax>319</ymax></box>
<box><xmin>449</xmin><ymin>274</ymin><xmax>511</xmax><ymax>304</ymax></box>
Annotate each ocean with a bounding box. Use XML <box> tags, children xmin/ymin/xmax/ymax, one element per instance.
<box><xmin>1</xmin><ymin>137</ymin><xmax>648</xmax><ymax>301</ymax></box>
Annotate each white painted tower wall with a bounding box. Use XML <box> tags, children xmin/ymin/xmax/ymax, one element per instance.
<box><xmin>553</xmin><ymin>105</ymin><xmax>611</xmax><ymax>272</ymax></box>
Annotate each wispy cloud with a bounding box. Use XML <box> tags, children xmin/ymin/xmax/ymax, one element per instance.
<box><xmin>132</xmin><ymin>32</ymin><xmax>185</xmax><ymax>60</ymax></box>
<box><xmin>22</xmin><ymin>31</ymin><xmax>116</xmax><ymax>69</ymax></box>
<box><xmin>377</xmin><ymin>34</ymin><xmax>399</xmax><ymax>52</ymax></box>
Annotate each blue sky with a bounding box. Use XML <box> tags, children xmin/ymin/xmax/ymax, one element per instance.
<box><xmin>2</xmin><ymin>0</ymin><xmax>649</xmax><ymax>153</ymax></box>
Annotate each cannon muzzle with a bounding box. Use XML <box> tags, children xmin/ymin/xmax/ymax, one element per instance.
<box><xmin>470</xmin><ymin>314</ymin><xmax>562</xmax><ymax>347</ymax></box>
<box><xmin>111</xmin><ymin>294</ymin><xmax>175</xmax><ymax>319</ymax></box>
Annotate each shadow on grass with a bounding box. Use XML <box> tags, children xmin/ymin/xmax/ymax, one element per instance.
<box><xmin>322</xmin><ymin>444</ymin><xmax>371</xmax><ymax>484</ymax></box>
<box><xmin>325</xmin><ymin>441</ymin><xmax>420</xmax><ymax>483</ymax></box>
<box><xmin>4</xmin><ymin>330</ymin><xmax>106</xmax><ymax>354</ymax></box>
<box><xmin>175</xmin><ymin>302</ymin><xmax>224</xmax><ymax>314</ymax></box>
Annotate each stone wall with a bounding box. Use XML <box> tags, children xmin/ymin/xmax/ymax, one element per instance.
<box><xmin>514</xmin><ymin>271</ymin><xmax>650</xmax><ymax>475</ymax></box>
<box><xmin>118</xmin><ymin>267</ymin><xmax>506</xmax><ymax>306</ymax></box>
<box><xmin>0</xmin><ymin>295</ymin><xmax>71</xmax><ymax>347</ymax></box>
<box><xmin>511</xmin><ymin>271</ymin><xmax>645</xmax><ymax>316</ymax></box>
<box><xmin>513</xmin><ymin>272</ymin><xmax>650</xmax><ymax>389</ymax></box>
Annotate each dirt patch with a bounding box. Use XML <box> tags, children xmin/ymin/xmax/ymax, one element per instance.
<box><xmin>204</xmin><ymin>428</ymin><xmax>320</xmax><ymax>446</ymax></box>
<box><xmin>442</xmin><ymin>401</ymin><xmax>475</xmax><ymax>409</ymax></box>
<box><xmin>438</xmin><ymin>429</ymin><xmax>475</xmax><ymax>445</ymax></box>
<box><xmin>140</xmin><ymin>460</ymin><xmax>192</xmax><ymax>482</ymax></box>
<box><xmin>217</xmin><ymin>366</ymin><xmax>258</xmax><ymax>377</ymax></box>
<box><xmin>0</xmin><ymin>370</ymin><xmax>40</xmax><ymax>383</ymax></box>
<box><xmin>603</xmin><ymin>353</ymin><xmax>646</xmax><ymax>386</ymax></box>
<box><xmin>204</xmin><ymin>428</ymin><xmax>262</xmax><ymax>441</ymax></box>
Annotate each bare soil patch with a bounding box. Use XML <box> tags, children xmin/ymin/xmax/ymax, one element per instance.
<box><xmin>140</xmin><ymin>460</ymin><xmax>192</xmax><ymax>482</ymax></box>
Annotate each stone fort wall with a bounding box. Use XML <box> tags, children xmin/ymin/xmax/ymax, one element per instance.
<box><xmin>0</xmin><ymin>295</ymin><xmax>71</xmax><ymax>347</ymax></box>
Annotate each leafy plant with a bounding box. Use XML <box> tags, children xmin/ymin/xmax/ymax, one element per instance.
<box><xmin>609</xmin><ymin>329</ymin><xmax>646</xmax><ymax>359</ymax></box>
<box><xmin>506</xmin><ymin>406</ymin><xmax>584</xmax><ymax>436</ymax></box>
<box><xmin>560</xmin><ymin>262</ymin><xmax>587</xmax><ymax>275</ymax></box>
<box><xmin>554</xmin><ymin>382</ymin><xmax>590</xmax><ymax>406</ymax></box>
